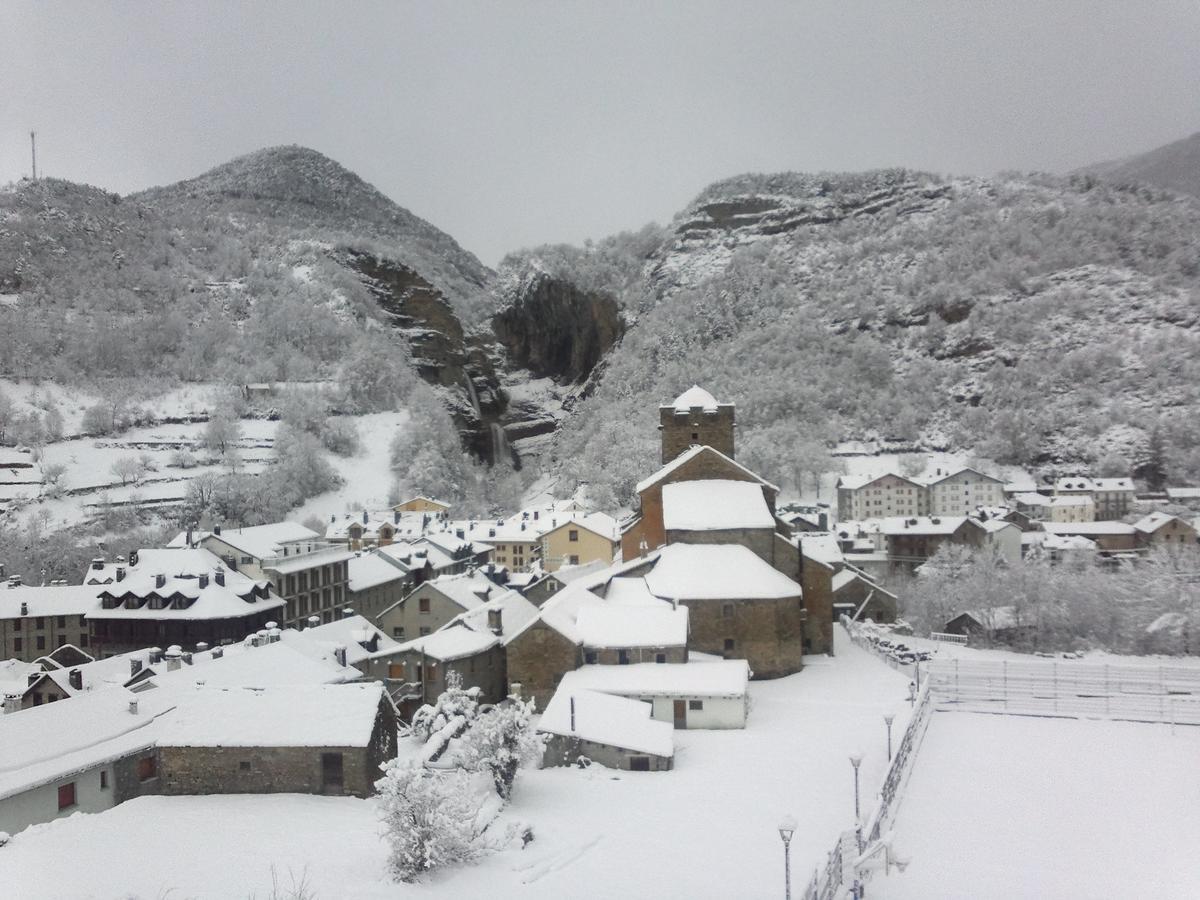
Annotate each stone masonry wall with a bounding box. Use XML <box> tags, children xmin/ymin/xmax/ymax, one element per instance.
<box><xmin>506</xmin><ymin>622</ymin><xmax>580</xmax><ymax>712</ymax></box>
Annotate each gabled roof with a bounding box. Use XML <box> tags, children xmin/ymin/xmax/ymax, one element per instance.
<box><xmin>924</xmin><ymin>467</ymin><xmax>1004</xmax><ymax>486</ymax></box>
<box><xmin>202</xmin><ymin>522</ymin><xmax>321</xmax><ymax>559</ymax></box>
<box><xmin>835</xmin><ymin>472</ymin><xmax>925</xmax><ymax>491</ymax></box>
<box><xmin>347</xmin><ymin>553</ymin><xmax>409</xmax><ymax>593</ymax></box>
<box><xmin>636</xmin><ymin>444</ymin><xmax>779</xmax><ymax>496</ymax></box>
<box><xmin>644</xmin><ymin>544</ymin><xmax>801</xmax><ymax>601</ymax></box>
<box><xmin>1043</xmin><ymin>522</ymin><xmax>1137</xmax><ymax>536</ymax></box>
<box><xmin>576</xmin><ymin>605</ymin><xmax>689</xmax><ymax>649</ymax></box>
<box><xmin>0</xmin><ymin>584</ymin><xmax>100</xmax><ymax>618</ymax></box>
<box><xmin>539</xmin><ymin>511</ymin><xmax>620</xmax><ymax>543</ymax></box>
<box><xmin>396</xmin><ymin>588</ymin><xmax>539</xmax><ymax>661</ymax></box>
<box><xmin>662</xmin><ymin>480</ymin><xmax>774</xmax><ymax>531</ymax></box>
<box><xmin>1134</xmin><ymin>512</ymin><xmax>1191</xmax><ymax>534</ymax></box>
<box><xmin>539</xmin><ymin>688</ymin><xmax>674</xmax><ymax>757</ymax></box>
<box><xmin>301</xmin><ymin>614</ymin><xmax>402</xmax><ymax>664</ymax></box>
<box><xmin>158</xmin><ymin>683</ymin><xmax>384</xmax><ymax>748</ymax></box>
<box><xmin>558</xmin><ymin>660</ymin><xmax>750</xmax><ymax>699</ymax></box>
<box><xmin>877</xmin><ymin>516</ymin><xmax>981</xmax><ymax>537</ymax></box>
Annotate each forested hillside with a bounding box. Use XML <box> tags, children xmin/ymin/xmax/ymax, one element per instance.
<box><xmin>1080</xmin><ymin>131</ymin><xmax>1200</xmax><ymax>199</ymax></box>
<box><xmin>504</xmin><ymin>169</ymin><xmax>1200</xmax><ymax>507</ymax></box>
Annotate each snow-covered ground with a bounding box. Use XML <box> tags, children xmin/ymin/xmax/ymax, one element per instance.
<box><xmin>879</xmin><ymin>713</ymin><xmax>1200</xmax><ymax>899</ymax></box>
<box><xmin>0</xmin><ymin>629</ymin><xmax>913</xmax><ymax>898</ymax></box>
<box><xmin>289</xmin><ymin>410</ymin><xmax>410</xmax><ymax>522</ymax></box>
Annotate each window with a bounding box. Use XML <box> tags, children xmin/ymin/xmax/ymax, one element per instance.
<box><xmin>569</xmin><ymin>555</ymin><xmax>580</xmax><ymax>565</ymax></box>
<box><xmin>630</xmin><ymin>756</ymin><xmax>651</xmax><ymax>772</ymax></box>
<box><xmin>241</xmin><ymin>555</ymin><xmax>252</xmax><ymax>565</ymax></box>
<box><xmin>33</xmin><ymin>692</ymin><xmax>42</xmax><ymax>705</ymax></box>
<box><xmin>689</xmin><ymin>700</ymin><xmax>704</xmax><ymax>711</ymax></box>
<box><xmin>100</xmin><ymin>770</ymin><xmax>108</xmax><ymax>790</ymax></box>
<box><xmin>79</xmin><ymin>634</ymin><xmax>89</xmax><ymax>648</ymax></box>
<box><xmin>568</xmin><ymin>530</ymin><xmax>579</xmax><ymax>543</ymax></box>
<box><xmin>584</xmin><ymin>651</ymin><xmax>598</xmax><ymax>664</ymax></box>
<box><xmin>239</xmin><ymin>761</ymin><xmax>251</xmax><ymax>771</ymax></box>
<box><xmin>57</xmin><ymin>635</ymin><xmax>66</xmax><ymax>648</ymax></box>
<box><xmin>35</xmin><ymin>617</ymin><xmax>45</xmax><ymax>630</ymax></box>
<box><xmin>618</xmin><ymin>650</ymin><xmax>630</xmax><ymax>665</ymax></box>
<box><xmin>57</xmin><ymin>782</ymin><xmax>76</xmax><ymax>811</ymax></box>
<box><xmin>655</xmin><ymin>653</ymin><xmax>666</xmax><ymax>664</ymax></box>
<box><xmin>56</xmin><ymin>616</ymin><xmax>66</xmax><ymax>628</ymax></box>
<box><xmin>36</xmin><ymin>636</ymin><xmax>46</xmax><ymax>651</ymax></box>
<box><xmin>392</xmin><ymin>626</ymin><xmax>405</xmax><ymax>639</ymax></box>
<box><xmin>419</xmin><ymin>626</ymin><xmax>431</xmax><ymax>636</ymax></box>
<box><xmin>418</xmin><ymin>597</ymin><xmax>431</xmax><ymax>613</ymax></box>
<box><xmin>137</xmin><ymin>755</ymin><xmax>157</xmax><ymax>782</ymax></box>
<box><xmin>722</xmin><ymin>604</ymin><xmax>734</xmax><ymax>619</ymax></box>
<box><xmin>723</xmin><ymin>639</ymin><xmax>735</xmax><ymax>653</ymax></box>
<box><xmin>13</xmin><ymin>637</ymin><xmax>21</xmax><ymax>652</ymax></box>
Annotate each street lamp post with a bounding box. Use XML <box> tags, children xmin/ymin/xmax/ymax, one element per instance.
<box><xmin>848</xmin><ymin>753</ymin><xmax>863</xmax><ymax>821</ymax></box>
<box><xmin>778</xmin><ymin>815</ymin><xmax>797</xmax><ymax>900</ymax></box>
<box><xmin>884</xmin><ymin>714</ymin><xmax>895</xmax><ymax>761</ymax></box>
<box><xmin>907</xmin><ymin>680</ymin><xmax>917</xmax><ymax>707</ymax></box>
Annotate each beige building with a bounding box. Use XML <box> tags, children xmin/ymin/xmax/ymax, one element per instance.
<box><xmin>1134</xmin><ymin>513</ymin><xmax>1198</xmax><ymax>550</ymax></box>
<box><xmin>375</xmin><ymin>572</ymin><xmax>498</xmax><ymax>644</ymax></box>
<box><xmin>539</xmin><ymin>514</ymin><xmax>619</xmax><ymax>573</ymax></box>
<box><xmin>836</xmin><ymin>473</ymin><xmax>927</xmax><ymax>522</ymax></box>
<box><xmin>1054</xmin><ymin>477</ymin><xmax>1135</xmax><ymax>521</ymax></box>
<box><xmin>0</xmin><ymin>584</ymin><xmax>95</xmax><ymax>663</ymax></box>
<box><xmin>393</xmin><ymin>496</ymin><xmax>451</xmax><ymax>516</ymax></box>
<box><xmin>926</xmin><ymin>468</ymin><xmax>1006</xmax><ymax>516</ymax></box>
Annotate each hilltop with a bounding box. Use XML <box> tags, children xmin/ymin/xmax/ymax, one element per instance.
<box><xmin>1078</xmin><ymin>131</ymin><xmax>1200</xmax><ymax>199</ymax></box>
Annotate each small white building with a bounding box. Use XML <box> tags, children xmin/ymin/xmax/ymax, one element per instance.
<box><xmin>539</xmin><ymin>688</ymin><xmax>674</xmax><ymax>771</ymax></box>
<box><xmin>554</xmin><ymin>660</ymin><xmax>751</xmax><ymax>729</ymax></box>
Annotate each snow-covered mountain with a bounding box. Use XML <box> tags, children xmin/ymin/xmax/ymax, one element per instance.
<box><xmin>1077</xmin><ymin>131</ymin><xmax>1200</xmax><ymax>199</ymax></box>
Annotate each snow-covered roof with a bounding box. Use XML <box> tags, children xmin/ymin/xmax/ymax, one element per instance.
<box><xmin>1054</xmin><ymin>477</ymin><xmax>1095</xmax><ymax>492</ymax></box>
<box><xmin>558</xmin><ymin>659</ymin><xmax>750</xmax><ymax>698</ymax></box>
<box><xmin>397</xmin><ymin>588</ymin><xmax>538</xmax><ymax>661</ymax></box>
<box><xmin>662</xmin><ymin>480</ymin><xmax>774</xmax><ymax>531</ymax></box>
<box><xmin>88</xmin><ymin>548</ymin><xmax>284</xmax><ymax>622</ymax></box>
<box><xmin>1134</xmin><ymin>512</ymin><xmax>1189</xmax><ymax>534</ymax></box>
<box><xmin>924</xmin><ymin>467</ymin><xmax>1003</xmax><ymax>486</ymax></box>
<box><xmin>836</xmin><ymin>472</ymin><xmax>923</xmax><ymax>491</ymax></box>
<box><xmin>1092</xmin><ymin>478</ymin><xmax>1135</xmax><ymax>491</ymax></box>
<box><xmin>539</xmin><ymin>688</ymin><xmax>674</xmax><ymax>758</ymax></box>
<box><xmin>635</xmin><ymin>444</ymin><xmax>780</xmax><ymax>496</ymax></box>
<box><xmin>1002</xmin><ymin>475</ymin><xmax>1039</xmax><ymax>493</ymax></box>
<box><xmin>1166</xmin><ymin>487</ymin><xmax>1200</xmax><ymax>500</ymax></box>
<box><xmin>576</xmin><ymin>605</ymin><xmax>689</xmax><ymax>649</ymax></box>
<box><xmin>540</xmin><ymin>511</ymin><xmax>620</xmax><ymax>543</ymax></box>
<box><xmin>347</xmin><ymin>553</ymin><xmax>408</xmax><ymax>593</ymax></box>
<box><xmin>602</xmin><ymin>576</ymin><xmax>663</xmax><ymax>607</ymax></box>
<box><xmin>877</xmin><ymin>516</ymin><xmax>977</xmax><ymax>536</ymax></box>
<box><xmin>796</xmin><ymin>532</ymin><xmax>844</xmax><ymax>569</ymax></box>
<box><xmin>1047</xmin><ymin>495</ymin><xmax>1094</xmax><ymax>508</ymax></box>
<box><xmin>0</xmin><ymin>583</ymin><xmax>99</xmax><ymax>617</ymax></box>
<box><xmin>396</xmin><ymin>496</ymin><xmax>451</xmax><ymax>510</ymax></box>
<box><xmin>1035</xmin><ymin>533</ymin><xmax>1099</xmax><ymax>552</ymax></box>
<box><xmin>301</xmin><ymin>614</ymin><xmax>402</xmax><ymax>664</ymax></box>
<box><xmin>0</xmin><ymin>687</ymin><xmax>161</xmax><ymax>801</ymax></box>
<box><xmin>831</xmin><ymin>569</ymin><xmax>858</xmax><ymax>592</ymax></box>
<box><xmin>667</xmin><ymin>385</ymin><xmax>721</xmax><ymax>413</ymax></box>
<box><xmin>260</xmin><ymin>545</ymin><xmax>355</xmax><ymax>575</ymax></box>
<box><xmin>1042</xmin><ymin>522</ymin><xmax>1137</xmax><ymax>536</ymax></box>
<box><xmin>203</xmin><ymin>522</ymin><xmax>321</xmax><ymax>560</ymax></box>
<box><xmin>951</xmin><ymin>606</ymin><xmax>1022</xmax><ymax>630</ymax></box>
<box><xmin>425</xmin><ymin>572</ymin><xmax>498</xmax><ymax>611</ymax></box>
<box><xmin>1011</xmin><ymin>492</ymin><xmax>1051</xmax><ymax>506</ymax></box>
<box><xmin>644</xmin><ymin>544</ymin><xmax>801</xmax><ymax>601</ymax></box>
<box><xmin>158</xmin><ymin>683</ymin><xmax>384</xmax><ymax>748</ymax></box>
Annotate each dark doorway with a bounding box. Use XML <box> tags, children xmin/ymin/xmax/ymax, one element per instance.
<box><xmin>321</xmin><ymin>752</ymin><xmax>345</xmax><ymax>793</ymax></box>
<box><xmin>673</xmin><ymin>699</ymin><xmax>687</xmax><ymax>729</ymax></box>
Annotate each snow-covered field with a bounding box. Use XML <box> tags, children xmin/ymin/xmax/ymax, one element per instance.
<box><xmin>0</xmin><ymin>630</ymin><xmax>912</xmax><ymax>898</ymax></box>
<box><xmin>880</xmin><ymin>713</ymin><xmax>1200</xmax><ymax>899</ymax></box>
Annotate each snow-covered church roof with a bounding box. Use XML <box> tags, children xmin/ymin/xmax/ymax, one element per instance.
<box><xmin>662</xmin><ymin>480</ymin><xmax>774</xmax><ymax>531</ymax></box>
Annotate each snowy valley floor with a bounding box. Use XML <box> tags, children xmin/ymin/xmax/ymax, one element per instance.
<box><xmin>878</xmin><ymin>712</ymin><xmax>1200</xmax><ymax>899</ymax></box>
<box><xmin>0</xmin><ymin>630</ymin><xmax>912</xmax><ymax>899</ymax></box>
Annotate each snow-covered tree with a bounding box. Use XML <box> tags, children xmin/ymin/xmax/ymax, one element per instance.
<box><xmin>463</xmin><ymin>692</ymin><xmax>544</xmax><ymax>800</ymax></box>
<box><xmin>375</xmin><ymin>759</ymin><xmax>484</xmax><ymax>883</ymax></box>
<box><xmin>203</xmin><ymin>409</ymin><xmax>242</xmax><ymax>457</ymax></box>
<box><xmin>410</xmin><ymin>670</ymin><xmax>481</xmax><ymax>741</ymax></box>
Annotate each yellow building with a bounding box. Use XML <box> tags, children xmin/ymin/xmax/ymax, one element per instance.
<box><xmin>392</xmin><ymin>496</ymin><xmax>451</xmax><ymax>516</ymax></box>
<box><xmin>539</xmin><ymin>514</ymin><xmax>619</xmax><ymax>573</ymax></box>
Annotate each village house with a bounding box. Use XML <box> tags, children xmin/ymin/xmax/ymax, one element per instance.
<box><xmin>522</xmin><ymin>560</ymin><xmax>610</xmax><ymax>605</ymax></box>
<box><xmin>85</xmin><ymin>549</ymin><xmax>286</xmax><ymax>658</ymax></box>
<box><xmin>1041</xmin><ymin>522</ymin><xmax>1140</xmax><ymax>555</ymax></box>
<box><xmin>942</xmin><ymin>607</ymin><xmax>1034</xmax><ymax>646</ymax></box>
<box><xmin>539</xmin><ymin>688</ymin><xmax>674</xmax><ymax>772</ymax></box>
<box><xmin>1053</xmin><ymin>477</ymin><xmax>1136</xmax><ymax>521</ymax></box>
<box><xmin>386</xmin><ymin>587</ymin><xmax>538</xmax><ymax>717</ymax></box>
<box><xmin>375</xmin><ymin>571</ymin><xmax>499</xmax><ymax>644</ymax></box>
<box><xmin>393</xmin><ymin>496</ymin><xmax>451</xmax><ymax>516</ymax></box>
<box><xmin>869</xmin><ymin>516</ymin><xmax>989</xmax><ymax>570</ymax></box>
<box><xmin>538</xmin><ymin>512</ymin><xmax>619</xmax><ymax>572</ymax></box>
<box><xmin>1023</xmin><ymin>532</ymin><xmax>1100</xmax><ymax>564</ymax></box>
<box><xmin>1134</xmin><ymin>512</ymin><xmax>1198</xmax><ymax>550</ymax></box>
<box><xmin>551</xmin><ymin>659</ymin><xmax>751</xmax><ymax>730</ymax></box>
<box><xmin>836</xmin><ymin>473</ymin><xmax>928</xmax><ymax>522</ymax></box>
<box><xmin>156</xmin><ymin>683</ymin><xmax>396</xmax><ymax>799</ymax></box>
<box><xmin>1165</xmin><ymin>487</ymin><xmax>1200</xmax><ymax>510</ymax></box>
<box><xmin>188</xmin><ymin>523</ymin><xmax>354</xmax><ymax>628</ymax></box>
<box><xmin>345</xmin><ymin>552</ymin><xmax>412</xmax><ymax>621</ymax></box>
<box><xmin>324</xmin><ymin>511</ymin><xmax>401</xmax><ymax>551</ymax></box>
<box><xmin>0</xmin><ymin>582</ymin><xmax>96</xmax><ymax>662</ymax></box>
<box><xmin>925</xmin><ymin>467</ymin><xmax>1006</xmax><ymax>516</ymax></box>
<box><xmin>300</xmin><ymin>613</ymin><xmax>403</xmax><ymax>676</ymax></box>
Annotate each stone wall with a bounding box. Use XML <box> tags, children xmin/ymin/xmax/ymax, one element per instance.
<box><xmin>506</xmin><ymin>622</ymin><xmax>580</xmax><ymax>712</ymax></box>
<box><xmin>659</xmin><ymin>404</ymin><xmax>735</xmax><ymax>463</ymax></box>
<box><xmin>159</xmin><ymin>744</ymin><xmax>376</xmax><ymax>797</ymax></box>
<box><xmin>666</xmin><ymin>526</ymin><xmax>775</xmax><ymax>565</ymax></box>
<box><xmin>584</xmin><ymin>645</ymin><xmax>687</xmax><ymax>665</ymax></box>
<box><xmin>375</xmin><ymin>582</ymin><xmax>467</xmax><ymax>643</ymax></box>
<box><xmin>542</xmin><ymin>734</ymin><xmax>673</xmax><ymax>771</ymax></box>
<box><xmin>798</xmin><ymin>555</ymin><xmax>834</xmax><ymax>655</ymax></box>
<box><xmin>682</xmin><ymin>595</ymin><xmax>804</xmax><ymax>678</ymax></box>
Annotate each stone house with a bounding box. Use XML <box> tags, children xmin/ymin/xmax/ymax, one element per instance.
<box><xmin>831</xmin><ymin>568</ymin><xmax>899</xmax><ymax>624</ymax></box>
<box><xmin>1041</xmin><ymin>522</ymin><xmax>1139</xmax><ymax>554</ymax></box>
<box><xmin>325</xmin><ymin>512</ymin><xmax>401</xmax><ymax>551</ymax></box>
<box><xmin>346</xmin><ymin>552</ymin><xmax>412</xmax><ymax>621</ymax></box>
<box><xmin>872</xmin><ymin>516</ymin><xmax>989</xmax><ymax>570</ymax></box>
<box><xmin>643</xmin><ymin>544</ymin><xmax>805</xmax><ymax>678</ymax></box>
<box><xmin>538</xmin><ymin>513</ymin><xmax>619</xmax><ymax>573</ymax></box>
<box><xmin>1134</xmin><ymin>512</ymin><xmax>1198</xmax><ymax>550</ymax></box>
<box><xmin>0</xmin><ymin>583</ymin><xmax>96</xmax><ymax>662</ymax></box>
<box><xmin>522</xmin><ymin>559</ymin><xmax>610</xmax><ymax>606</ymax></box>
<box><xmin>156</xmin><ymin>683</ymin><xmax>397</xmax><ymax>798</ymax></box>
<box><xmin>539</xmin><ymin>688</ymin><xmax>674</xmax><ymax>771</ymax></box>
<box><xmin>662</xmin><ymin>479</ymin><xmax>778</xmax><ymax>565</ymax></box>
<box><xmin>375</xmin><ymin>571</ymin><xmax>499</xmax><ymax>645</ymax></box>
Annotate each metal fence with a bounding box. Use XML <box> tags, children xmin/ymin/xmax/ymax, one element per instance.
<box><xmin>926</xmin><ymin>658</ymin><xmax>1200</xmax><ymax>725</ymax></box>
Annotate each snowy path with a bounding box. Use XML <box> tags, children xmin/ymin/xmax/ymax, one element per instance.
<box><xmin>877</xmin><ymin>712</ymin><xmax>1200</xmax><ymax>899</ymax></box>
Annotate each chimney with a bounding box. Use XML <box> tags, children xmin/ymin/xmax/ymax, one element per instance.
<box><xmin>130</xmin><ymin>658</ymin><xmax>143</xmax><ymax>678</ymax></box>
<box><xmin>116</xmin><ymin>555</ymin><xmax>126</xmax><ymax>565</ymax></box>
<box><xmin>331</xmin><ymin>514</ymin><xmax>336</xmax><ymax>523</ymax></box>
<box><xmin>8</xmin><ymin>575</ymin><xmax>21</xmax><ymax>587</ymax></box>
<box><xmin>129</xmin><ymin>550</ymin><xmax>138</xmax><ymax>566</ymax></box>
<box><xmin>214</xmin><ymin>524</ymin><xmax>222</xmax><ymax>535</ymax></box>
<box><xmin>182</xmin><ymin>652</ymin><xmax>193</xmax><ymax>665</ymax></box>
<box><xmin>818</xmin><ymin>512</ymin><xmax>829</xmax><ymax>531</ymax></box>
<box><xmin>196</xmin><ymin>642</ymin><xmax>209</xmax><ymax>653</ymax></box>
<box><xmin>342</xmin><ymin>607</ymin><xmax>355</xmax><ymax>618</ymax></box>
<box><xmin>20</xmin><ymin>601</ymin><xmax>28</xmax><ymax>616</ymax></box>
<box><xmin>569</xmin><ymin>695</ymin><xmax>576</xmax><ymax>732</ymax></box>
<box><xmin>0</xmin><ymin>562</ymin><xmax>5</xmax><ymax>580</ymax></box>
<box><xmin>211</xmin><ymin>647</ymin><xmax>224</xmax><ymax>659</ymax></box>
<box><xmin>198</xmin><ymin>573</ymin><xmax>209</xmax><ymax>589</ymax></box>
<box><xmin>3</xmin><ymin>693</ymin><xmax>21</xmax><ymax>715</ymax></box>
<box><xmin>266</xmin><ymin>621</ymin><xmax>278</xmax><ymax>630</ymax></box>
<box><xmin>165</xmin><ymin>645</ymin><xmax>182</xmax><ymax>671</ymax></box>
<box><xmin>155</xmin><ymin>573</ymin><xmax>166</xmax><ymax>590</ymax></box>
<box><xmin>92</xmin><ymin>558</ymin><xmax>105</xmax><ymax>571</ymax></box>
<box><xmin>488</xmin><ymin>608</ymin><xmax>502</xmax><ymax>634</ymax></box>
<box><xmin>128</xmin><ymin>699</ymin><xmax>138</xmax><ymax>716</ymax></box>
<box><xmin>116</xmin><ymin>567</ymin><xmax>126</xmax><ymax>582</ymax></box>
<box><xmin>268</xmin><ymin>628</ymin><xmax>281</xmax><ymax>643</ymax></box>
<box><xmin>148</xmin><ymin>647</ymin><xmax>163</xmax><ymax>664</ymax></box>
<box><xmin>533</xmin><ymin>510</ymin><xmax>539</xmax><ymax>520</ymax></box>
<box><xmin>394</xmin><ymin>511</ymin><xmax>401</xmax><ymax>524</ymax></box>
<box><xmin>333</xmin><ymin>646</ymin><xmax>348</xmax><ymax>667</ymax></box>
<box><xmin>308</xmin><ymin>616</ymin><xmax>320</xmax><ymax>629</ymax></box>
<box><xmin>68</xmin><ymin>669</ymin><xmax>83</xmax><ymax>691</ymax></box>
<box><xmin>362</xmin><ymin>510</ymin><xmax>369</xmax><ymax>525</ymax></box>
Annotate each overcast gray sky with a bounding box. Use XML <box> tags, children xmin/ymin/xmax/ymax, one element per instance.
<box><xmin>3</xmin><ymin>1</ymin><xmax>1199</xmax><ymax>265</ymax></box>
